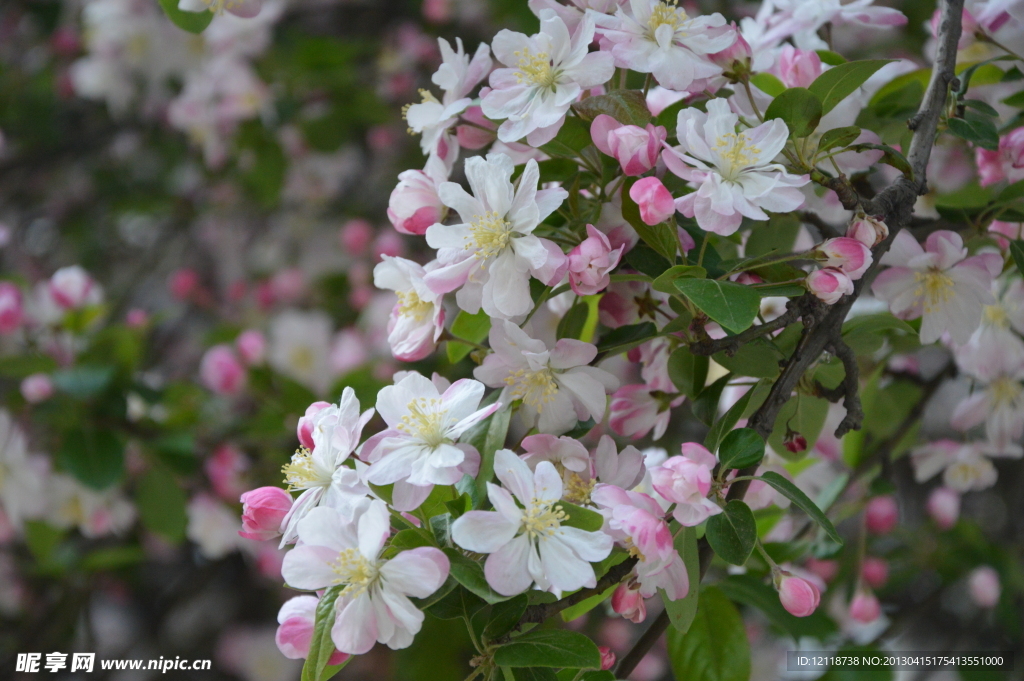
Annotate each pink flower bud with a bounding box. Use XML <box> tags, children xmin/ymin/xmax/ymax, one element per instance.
<box><xmin>49</xmin><ymin>265</ymin><xmax>95</xmax><ymax>309</ymax></box>
<box><xmin>976</xmin><ymin>127</ymin><xmax>1024</xmax><ymax>187</ymax></box>
<box><xmin>805</xmin><ymin>268</ymin><xmax>853</xmax><ymax>304</ymax></box>
<box><xmin>611</xmin><ymin>583</ymin><xmax>646</xmax><ymax>623</ymax></box>
<box><xmin>590</xmin><ymin>115</ymin><xmax>667</xmax><ymax>176</ymax></box>
<box><xmin>456</xmin><ymin>106</ymin><xmax>496</xmax><ymax>150</ymax></box>
<box><xmin>276</xmin><ymin>596</ymin><xmax>350</xmax><ymax>664</ymax></box>
<box><xmin>239</xmin><ymin>486</ymin><xmax>293</xmax><ymax>541</ymax></box>
<box><xmin>20</xmin><ymin>373</ymin><xmax>53</xmax><ymax>403</ymax></box>
<box><xmin>865</xmin><ymin>495</ymin><xmax>898</xmax><ymax>535</ymax></box>
<box><xmin>926</xmin><ymin>487</ymin><xmax>960</xmax><ymax>530</ymax></box>
<box><xmin>629</xmin><ymin>177</ymin><xmax>675</xmax><ymax>226</ymax></box>
<box><xmin>339</xmin><ymin>219</ymin><xmax>374</xmax><ymax>255</ymax></box>
<box><xmin>169</xmin><ymin>268</ymin><xmax>200</xmax><ymax>301</ymax></box>
<box><xmin>297</xmin><ymin>401</ymin><xmax>331</xmax><ymax>450</ymax></box>
<box><xmin>125</xmin><ymin>308</ymin><xmax>149</xmax><ymax>328</ymax></box>
<box><xmin>849</xmin><ymin>591</ymin><xmax>881</xmax><ymax>623</ymax></box>
<box><xmin>708</xmin><ymin>28</ymin><xmax>751</xmax><ymax>71</ymax></box>
<box><xmin>861</xmin><ymin>557</ymin><xmax>889</xmax><ymax>589</ymax></box>
<box><xmin>778</xmin><ymin>574</ymin><xmax>821</xmax><ymax>617</ymax></box>
<box><xmin>846</xmin><ymin>214</ymin><xmax>888</xmax><ymax>247</ymax></box>
<box><xmin>235</xmin><ymin>329</ymin><xmax>266</xmax><ymax>366</ymax></box>
<box><xmin>598</xmin><ymin>646</ymin><xmax>616</xmax><ymax>671</ymax></box>
<box><xmin>568</xmin><ymin>225</ymin><xmax>625</xmax><ymax>296</ymax></box>
<box><xmin>816</xmin><ymin>237</ymin><xmax>872</xmax><ymax>280</ymax></box>
<box><xmin>0</xmin><ymin>282</ymin><xmax>23</xmax><ymax>334</ymax></box>
<box><xmin>774</xmin><ymin>45</ymin><xmax>823</xmax><ymax>88</ymax></box>
<box><xmin>967</xmin><ymin>566</ymin><xmax>1001</xmax><ymax>608</ymax></box>
<box><xmin>388</xmin><ymin>169</ymin><xmax>445</xmax><ymax>236</ymax></box>
<box><xmin>805</xmin><ymin>557</ymin><xmax>839</xmax><ymax>583</ymax></box>
<box><xmin>200</xmin><ymin>345</ymin><xmax>246</xmax><ymax>396</ymax></box>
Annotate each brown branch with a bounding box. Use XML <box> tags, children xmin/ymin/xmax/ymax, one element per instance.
<box><xmin>615</xmin><ymin>2</ymin><xmax>964</xmax><ymax>677</ymax></box>
<box><xmin>689</xmin><ymin>300</ymin><xmax>804</xmax><ymax>357</ymax></box>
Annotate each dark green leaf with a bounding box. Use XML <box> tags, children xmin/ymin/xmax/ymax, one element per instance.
<box><xmin>51</xmin><ymin>365</ymin><xmax>115</xmax><ymax>399</ymax></box>
<box><xmin>998</xmin><ymin>180</ymin><xmax>1024</xmax><ymax>203</ymax></box>
<box><xmin>668</xmin><ymin>346</ymin><xmax>709</xmax><ymax>400</ymax></box>
<box><xmin>422</xmin><ymin>582</ymin><xmax>485</xmax><ymax>620</ymax></box>
<box><xmin>692</xmin><ymin>373</ymin><xmax>731</xmax><ymax>427</ymax></box>
<box><xmin>713</xmin><ymin>339</ymin><xmax>782</xmax><ymax>379</ymax></box>
<box><xmin>718</xmin><ymin>428</ymin><xmax>765</xmax><ymax>470</ymax></box>
<box><xmin>443</xmin><ymin>548</ymin><xmax>513</xmax><ymax>604</ymax></box>
<box><xmin>300</xmin><ymin>586</ymin><xmax>343</xmax><ymax>681</ymax></box>
<box><xmin>757</xmin><ymin>471</ymin><xmax>843</xmax><ymax>544</ymax></box>
<box><xmin>595</xmin><ymin>322</ymin><xmax>658</xmax><ymax>357</ymax></box>
<box><xmin>624</xmin><ymin>242</ymin><xmax>672</xmax><ymax>278</ymax></box>
<box><xmin>764</xmin><ymin>87</ymin><xmax>822</xmax><ymax>137</ymax></box>
<box><xmin>817</xmin><ymin>126</ymin><xmax>861</xmax><ymax>153</ymax></box>
<box><xmin>816</xmin><ymin>50</ymin><xmax>847</xmax><ymax>66</ymax></box>
<box><xmin>539</xmin><ymin>117</ymin><xmax>592</xmax><ymax>157</ymax></box>
<box><xmin>703</xmin><ymin>381</ymin><xmax>762</xmax><ymax>452</ymax></box>
<box><xmin>0</xmin><ymin>354</ymin><xmax>58</xmax><ymax>378</ymax></box>
<box><xmin>557</xmin><ymin>300</ymin><xmax>590</xmax><ymax>340</ymax></box>
<box><xmin>80</xmin><ymin>546</ymin><xmax>146</xmax><ymax>572</ymax></box>
<box><xmin>59</xmin><ymin>428</ymin><xmax>124</xmax><ymax>490</ymax></box>
<box><xmin>573</xmin><ymin>90</ymin><xmax>652</xmax><ymax>126</ymax></box>
<box><xmin>1011</xmin><ymin>240</ymin><xmax>1024</xmax><ymax>276</ymax></box>
<box><xmin>482</xmin><ymin>594</ymin><xmax>529</xmax><ymax>641</ymax></box>
<box><xmin>474</xmin><ymin>406</ymin><xmax>512</xmax><ymax>504</ymax></box>
<box><xmin>767</xmin><ymin>395</ymin><xmax>830</xmax><ymax>457</ymax></box>
<box><xmin>652</xmin><ymin>265</ymin><xmax>706</xmax><ymax>294</ymax></box>
<box><xmin>744</xmin><ymin>213</ymin><xmax>801</xmax><ymax>257</ymax></box>
<box><xmin>674</xmin><ymin>279</ymin><xmax>762</xmax><ymax>334</ymax></box>
<box><xmin>537</xmin><ymin>158</ymin><xmax>580</xmax><ymax>183</ymax></box>
<box><xmin>430</xmin><ymin>513</ymin><xmax>453</xmax><ymax>546</ymax></box>
<box><xmin>662</xmin><ymin>525</ymin><xmax>700</xmax><ymax>633</ymax></box>
<box><xmin>136</xmin><ymin>466</ymin><xmax>187</xmax><ymax>542</ymax></box>
<box><xmin>947</xmin><ymin>116</ymin><xmax>1000</xmax><ymax>151</ymax></box>
<box><xmin>963</xmin><ymin>99</ymin><xmax>1000</xmax><ymax>117</ymax></box>
<box><xmin>808</xmin><ymin>60</ymin><xmax>895</xmax><ymax>114</ymax></box>
<box><xmin>493</xmin><ymin>629</ymin><xmax>601</xmax><ymax>669</ymax></box>
<box><xmin>667</xmin><ymin>586</ymin><xmax>751</xmax><ymax>681</ymax></box>
<box><xmin>448</xmin><ymin>310</ymin><xmax>491</xmax><ymax>363</ymax></box>
<box><xmin>706</xmin><ymin>500</ymin><xmax>757</xmax><ymax>565</ymax></box>
<box><xmin>509</xmin><ymin>667</ymin><xmax>559</xmax><ymax>681</ymax></box>
<box><xmin>157</xmin><ymin>0</ymin><xmax>214</xmax><ymax>34</ymax></box>
<box><xmin>716</xmin><ymin>574</ymin><xmax>837</xmax><ymax>640</ymax></box>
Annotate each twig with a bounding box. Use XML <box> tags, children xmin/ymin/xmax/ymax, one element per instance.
<box><xmin>614</xmin><ymin>2</ymin><xmax>964</xmax><ymax>677</ymax></box>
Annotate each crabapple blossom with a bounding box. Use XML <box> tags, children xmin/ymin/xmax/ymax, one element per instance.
<box><xmin>599</xmin><ymin>647</ymin><xmax>616</xmax><ymax>671</ymax></box>
<box><xmin>663</xmin><ymin>99</ymin><xmax>809</xmax><ymax>236</ymax></box>
<box><xmin>235</xmin><ymin>330</ymin><xmax>266</xmax><ymax>365</ymax></box>
<box><xmin>773</xmin><ymin>45</ymin><xmax>822</xmax><ymax>88</ymax></box>
<box><xmin>609</xmin><ymin>384</ymin><xmax>681</xmax><ymax>440</ymax></box>
<box><xmin>568</xmin><ymin>225</ymin><xmax>624</xmax><ymax>296</ymax></box>
<box><xmin>275</xmin><ymin>596</ymin><xmax>349</xmax><ymax>665</ymax></box>
<box><xmin>20</xmin><ymin>374</ymin><xmax>53</xmax><ymax>403</ymax></box>
<box><xmin>387</xmin><ymin>155</ymin><xmax>449</xmax><ymax>236</ymax></box>
<box><xmin>612</xmin><ymin>581</ymin><xmax>647</xmax><ymax>622</ymax></box>
<box><xmin>806</xmin><ymin>268</ymin><xmax>854</xmax><ymax>305</ymax></box>
<box><xmin>404</xmin><ymin>38</ymin><xmax>491</xmax><ymax>160</ymax></box>
<box><xmin>425</xmin><ymin>154</ymin><xmax>568</xmax><ymax>319</ymax></box>
<box><xmin>861</xmin><ymin>557</ymin><xmax>889</xmax><ymax>589</ymax></box>
<box><xmin>593</xmin><ymin>0</ymin><xmax>735</xmax><ymax>92</ymax></box>
<box><xmin>296</xmin><ymin>401</ymin><xmax>330</xmax><ymax>451</ymax></box>
<box><xmin>373</xmin><ymin>256</ymin><xmax>446</xmax><ymax>362</ymax></box>
<box><xmin>360</xmin><ymin>372</ymin><xmax>497</xmax><ymax>511</ymax></box>
<box><xmin>649</xmin><ymin>443</ymin><xmax>722</xmax><ymax>526</ymax></box>
<box><xmin>590</xmin><ymin>115</ymin><xmax>667</xmax><ymax>176</ymax></box>
<box><xmin>911</xmin><ymin>440</ymin><xmax>999</xmax><ymax>493</ymax></box>
<box><xmin>926</xmin><ymin>487</ymin><xmax>960</xmax><ymax>529</ymax></box>
<box><xmin>450</xmin><ymin>449</ymin><xmax>613</xmax><ymax>596</ymax></box>
<box><xmin>0</xmin><ymin>282</ymin><xmax>22</xmax><ymax>333</ymax></box>
<box><xmin>200</xmin><ymin>345</ymin><xmax>247</xmax><ymax>396</ymax></box>
<box><xmin>847</xmin><ymin>214</ymin><xmax>888</xmax><ymax>247</ymax></box>
<box><xmin>281</xmin><ymin>501</ymin><xmax>450</xmax><ymax>654</ymax></box>
<box><xmin>49</xmin><ymin>265</ymin><xmax>97</xmax><ymax>309</ymax></box>
<box><xmin>278</xmin><ymin>388</ymin><xmax>375</xmax><ymax>545</ymax></box>
<box><xmin>849</xmin><ymin>590</ymin><xmax>882</xmax><ymax>623</ymax></box>
<box><xmin>483</xmin><ymin>10</ymin><xmax>613</xmax><ymax>145</ymax></box>
<box><xmin>950</xmin><ymin>347</ymin><xmax>1024</xmax><ymax>456</ymax></box>
<box><xmin>967</xmin><ymin>566</ymin><xmax>1001</xmax><ymax>608</ymax></box>
<box><xmin>520</xmin><ymin>434</ymin><xmax>591</xmax><ymax>475</ymax></box>
<box><xmin>865</xmin><ymin>495</ymin><xmax>898</xmax><ymax>535</ymax></box>
<box><xmin>872</xmin><ymin>230</ymin><xmax>1002</xmax><ymax>345</ymax></box>
<box><xmin>629</xmin><ymin>177</ymin><xmax>675</xmax><ymax>226</ymax></box>
<box><xmin>178</xmin><ymin>0</ymin><xmax>262</xmax><ymax>19</ymax></box>
<box><xmin>976</xmin><ymin>127</ymin><xmax>1024</xmax><ymax>187</ymax></box>
<box><xmin>474</xmin><ymin>321</ymin><xmax>619</xmax><ymax>434</ymax></box>
<box><xmin>777</xmin><ymin>574</ymin><xmax>821</xmax><ymax>617</ymax></box>
<box><xmin>239</xmin><ymin>487</ymin><xmax>293</xmax><ymax>541</ymax></box>
<box><xmin>815</xmin><ymin>237</ymin><xmax>872</xmax><ymax>280</ymax></box>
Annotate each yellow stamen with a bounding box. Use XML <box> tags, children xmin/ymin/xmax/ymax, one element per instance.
<box><xmin>714</xmin><ymin>132</ymin><xmax>761</xmax><ymax>180</ymax></box>
<box><xmin>397</xmin><ymin>397</ymin><xmax>449</xmax><ymax>447</ymax></box>
<box><xmin>989</xmin><ymin>376</ymin><xmax>1022</xmax><ymax>407</ymax></box>
<box><xmin>396</xmin><ymin>290</ymin><xmax>433</xmax><ymax>322</ymax></box>
<box><xmin>329</xmin><ymin>547</ymin><xmax>379</xmax><ymax>597</ymax></box>
<box><xmin>514</xmin><ymin>49</ymin><xmax>557</xmax><ymax>88</ymax></box>
<box><xmin>468</xmin><ymin>211</ymin><xmax>513</xmax><ymax>259</ymax></box>
<box><xmin>563</xmin><ymin>472</ymin><xmax>596</xmax><ymax>506</ymax></box>
<box><xmin>912</xmin><ymin>270</ymin><xmax>955</xmax><ymax>313</ymax></box>
<box><xmin>522</xmin><ymin>501</ymin><xmax>568</xmax><ymax>538</ymax></box>
<box><xmin>282</xmin><ymin>447</ymin><xmax>321</xmax><ymax>491</ymax></box>
<box><xmin>648</xmin><ymin>1</ymin><xmax>687</xmax><ymax>37</ymax></box>
<box><xmin>983</xmin><ymin>304</ymin><xmax>1008</xmax><ymax>328</ymax></box>
<box><xmin>505</xmin><ymin>367</ymin><xmax>559</xmax><ymax>412</ymax></box>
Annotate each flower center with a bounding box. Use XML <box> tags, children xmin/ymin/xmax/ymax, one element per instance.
<box><xmin>624</xmin><ymin>538</ymin><xmax>647</xmax><ymax>562</ymax></box>
<box><xmin>282</xmin><ymin>447</ymin><xmax>327</xmax><ymax>491</ymax></box>
<box><xmin>505</xmin><ymin>367</ymin><xmax>558</xmax><ymax>411</ymax></box>
<box><xmin>563</xmin><ymin>472</ymin><xmax>595</xmax><ymax>506</ymax></box>
<box><xmin>989</xmin><ymin>376</ymin><xmax>1022</xmax><ymax>407</ymax></box>
<box><xmin>397</xmin><ymin>397</ymin><xmax>449</xmax><ymax>448</ymax></box>
<box><xmin>330</xmin><ymin>547</ymin><xmax>380</xmax><ymax>597</ymax></box>
<box><xmin>648</xmin><ymin>2</ymin><xmax>687</xmax><ymax>38</ymax></box>
<box><xmin>714</xmin><ymin>132</ymin><xmax>761</xmax><ymax>181</ymax></box>
<box><xmin>289</xmin><ymin>346</ymin><xmax>315</xmax><ymax>374</ymax></box>
<box><xmin>514</xmin><ymin>49</ymin><xmax>558</xmax><ymax>89</ymax></box>
<box><xmin>396</xmin><ymin>290</ymin><xmax>433</xmax><ymax>322</ymax></box>
<box><xmin>913</xmin><ymin>269</ymin><xmax>955</xmax><ymax>313</ymax></box>
<box><xmin>983</xmin><ymin>303</ymin><xmax>1008</xmax><ymax>328</ymax></box>
<box><xmin>522</xmin><ymin>500</ymin><xmax>568</xmax><ymax>538</ymax></box>
<box><xmin>468</xmin><ymin>211</ymin><xmax>513</xmax><ymax>260</ymax></box>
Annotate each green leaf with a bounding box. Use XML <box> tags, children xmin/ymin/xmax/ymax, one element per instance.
<box><xmin>300</xmin><ymin>586</ymin><xmax>343</xmax><ymax>681</ymax></box>
<box><xmin>652</xmin><ymin>265</ymin><xmax>706</xmax><ymax>294</ymax></box>
<box><xmin>422</xmin><ymin>582</ymin><xmax>485</xmax><ymax>620</ymax></box>
<box><xmin>705</xmin><ymin>500</ymin><xmax>757</xmax><ymax>565</ymax></box>
<box><xmin>537</xmin><ymin>158</ymin><xmax>580</xmax><ymax>183</ymax></box>
<box><xmin>557</xmin><ymin>300</ymin><xmax>590</xmax><ymax>340</ymax></box>
<box><xmin>703</xmin><ymin>381</ymin><xmax>761</xmax><ymax>452</ymax></box>
<box><xmin>493</xmin><ymin>629</ymin><xmax>601</xmax><ymax>669</ymax></box>
<box><xmin>767</xmin><ymin>395</ymin><xmax>830</xmax><ymax>458</ymax></box>
<box><xmin>947</xmin><ymin>116</ymin><xmax>1000</xmax><ymax>150</ymax></box>
<box><xmin>713</xmin><ymin>339</ymin><xmax>782</xmax><ymax>379</ymax></box>
<box><xmin>51</xmin><ymin>365</ymin><xmax>115</xmax><ymax>399</ymax></box>
<box><xmin>817</xmin><ymin>126</ymin><xmax>862</xmax><ymax>153</ymax></box>
<box><xmin>997</xmin><ymin>180</ymin><xmax>1024</xmax><ymax>203</ymax></box>
<box><xmin>1011</xmin><ymin>240</ymin><xmax>1024</xmax><ymax>276</ymax></box>
<box><xmin>24</xmin><ymin>521</ymin><xmax>65</xmax><ymax>567</ymax></box>
<box><xmin>448</xmin><ymin>310</ymin><xmax>490</xmax><ymax>363</ymax></box>
<box><xmin>718</xmin><ymin>428</ymin><xmax>765</xmax><ymax>470</ymax></box>
<box><xmin>963</xmin><ymin>99</ymin><xmax>1000</xmax><ymax>117</ymax></box>
<box><xmin>661</xmin><ymin>525</ymin><xmax>700</xmax><ymax>633</ymax></box>
<box><xmin>59</xmin><ymin>428</ymin><xmax>124</xmax><ymax>490</ymax></box>
<box><xmin>443</xmin><ymin>549</ymin><xmax>513</xmax><ymax>604</ymax></box>
<box><xmin>572</xmin><ymin>90</ymin><xmax>652</xmax><ymax>126</ymax></box>
<box><xmin>558</xmin><ymin>501</ymin><xmax>605</xmax><ymax>532</ymax></box>
<box><xmin>674</xmin><ymin>279</ymin><xmax>762</xmax><ymax>334</ymax></box>
<box><xmin>539</xmin><ymin>117</ymin><xmax>592</xmax><ymax>157</ymax></box>
<box><xmin>0</xmin><ymin>354</ymin><xmax>58</xmax><ymax>379</ymax></box>
<box><xmin>744</xmin><ymin>213</ymin><xmax>801</xmax><ymax>257</ymax></box>
<box><xmin>667</xmin><ymin>586</ymin><xmax>750</xmax><ymax>681</ymax></box>
<box><xmin>750</xmin><ymin>73</ymin><xmax>785</xmax><ymax>97</ymax></box>
<box><xmin>764</xmin><ymin>87</ymin><xmax>822</xmax><ymax>138</ymax></box>
<box><xmin>136</xmin><ymin>466</ymin><xmax>187</xmax><ymax>542</ymax></box>
<box><xmin>430</xmin><ymin>513</ymin><xmax>453</xmax><ymax>546</ymax></box>
<box><xmin>595</xmin><ymin>322</ymin><xmax>658</xmax><ymax>357</ymax></box>
<box><xmin>668</xmin><ymin>346</ymin><xmax>709</xmax><ymax>400</ymax></box>
<box><xmin>482</xmin><ymin>595</ymin><xmax>529</xmax><ymax>641</ymax></box>
<box><xmin>508</xmin><ymin>667</ymin><xmax>559</xmax><ymax>681</ymax></box>
<box><xmin>621</xmin><ymin>178</ymin><xmax>678</xmax><ymax>261</ymax></box>
<box><xmin>157</xmin><ymin>0</ymin><xmax>214</xmax><ymax>34</ymax></box>
<box><xmin>692</xmin><ymin>373</ymin><xmax>731</xmax><ymax>427</ymax></box>
<box><xmin>625</xmin><ymin>243</ymin><xmax>672</xmax><ymax>279</ymax></box>
<box><xmin>757</xmin><ymin>471</ymin><xmax>843</xmax><ymax>544</ymax></box>
<box><xmin>716</xmin><ymin>574</ymin><xmax>837</xmax><ymax>640</ymax></box>
<box><xmin>474</xmin><ymin>406</ymin><xmax>512</xmax><ymax>504</ymax></box>
<box><xmin>816</xmin><ymin>50</ymin><xmax>847</xmax><ymax>66</ymax></box>
<box><xmin>808</xmin><ymin>60</ymin><xmax>895</xmax><ymax>114</ymax></box>
<box><xmin>560</xmin><ymin>584</ymin><xmax>617</xmax><ymax>622</ymax></box>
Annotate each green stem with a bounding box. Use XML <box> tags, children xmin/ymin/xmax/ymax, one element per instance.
<box><xmin>741</xmin><ymin>79</ymin><xmax>765</xmax><ymax>123</ymax></box>
<box><xmin>696</xmin><ymin>234</ymin><xmax>710</xmax><ymax>268</ymax></box>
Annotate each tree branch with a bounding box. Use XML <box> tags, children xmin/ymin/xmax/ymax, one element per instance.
<box><xmin>614</xmin><ymin>2</ymin><xmax>964</xmax><ymax>676</ymax></box>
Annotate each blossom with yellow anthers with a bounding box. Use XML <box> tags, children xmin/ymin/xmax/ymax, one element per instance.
<box><xmin>282</xmin><ymin>447</ymin><xmax>321</xmax><ymax>491</ymax></box>
<box><xmin>624</xmin><ymin>538</ymin><xmax>647</xmax><ymax>563</ymax></box>
<box><xmin>467</xmin><ymin>211</ymin><xmax>514</xmax><ymax>259</ymax></box>
<box><xmin>647</xmin><ymin>1</ymin><xmax>687</xmax><ymax>38</ymax></box>
<box><xmin>395</xmin><ymin>290</ymin><xmax>433</xmax><ymax>322</ymax></box>
<box><xmin>912</xmin><ymin>269</ymin><xmax>956</xmax><ymax>314</ymax></box>
<box><xmin>563</xmin><ymin>472</ymin><xmax>596</xmax><ymax>506</ymax></box>
<box><xmin>402</xmin><ymin>89</ymin><xmax>440</xmax><ymax>135</ymax></box>
<box><xmin>329</xmin><ymin>547</ymin><xmax>380</xmax><ymax>598</ymax></box>
<box><xmin>983</xmin><ymin>303</ymin><xmax>1009</xmax><ymax>328</ymax></box>
<box><xmin>988</xmin><ymin>376</ymin><xmax>1024</xmax><ymax>409</ymax></box>
<box><xmin>713</xmin><ymin>132</ymin><xmax>762</xmax><ymax>181</ymax></box>
<box><xmin>521</xmin><ymin>500</ymin><xmax>569</xmax><ymax>538</ymax></box>
<box><xmin>504</xmin><ymin>367</ymin><xmax>559</xmax><ymax>412</ymax></box>
<box><xmin>396</xmin><ymin>396</ymin><xmax>449</xmax><ymax>448</ymax></box>
<box><xmin>514</xmin><ymin>49</ymin><xmax>557</xmax><ymax>89</ymax></box>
